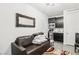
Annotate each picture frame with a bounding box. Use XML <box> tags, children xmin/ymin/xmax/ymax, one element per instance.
<box><xmin>16</xmin><ymin>13</ymin><xmax>35</xmax><ymax>27</ymax></box>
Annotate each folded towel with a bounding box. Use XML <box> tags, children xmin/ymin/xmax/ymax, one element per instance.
<box><xmin>32</xmin><ymin>35</ymin><xmax>47</xmax><ymax>44</ymax></box>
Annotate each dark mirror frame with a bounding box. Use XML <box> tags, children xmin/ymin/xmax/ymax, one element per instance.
<box><xmin>16</xmin><ymin>13</ymin><xmax>35</xmax><ymax>27</ymax></box>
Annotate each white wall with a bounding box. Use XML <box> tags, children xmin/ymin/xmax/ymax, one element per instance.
<box><xmin>64</xmin><ymin>9</ymin><xmax>79</xmax><ymax>45</ymax></box>
<box><xmin>50</xmin><ymin>15</ymin><xmax>63</xmax><ymax>18</ymax></box>
<box><xmin>0</xmin><ymin>3</ymin><xmax>48</xmax><ymax>54</ymax></box>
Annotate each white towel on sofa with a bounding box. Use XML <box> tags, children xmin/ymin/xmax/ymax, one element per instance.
<box><xmin>32</xmin><ymin>35</ymin><xmax>47</xmax><ymax>44</ymax></box>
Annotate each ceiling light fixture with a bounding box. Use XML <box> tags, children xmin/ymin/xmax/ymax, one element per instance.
<box><xmin>45</xmin><ymin>3</ymin><xmax>55</xmax><ymax>6</ymax></box>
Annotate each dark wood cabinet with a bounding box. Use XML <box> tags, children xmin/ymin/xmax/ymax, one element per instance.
<box><xmin>53</xmin><ymin>33</ymin><xmax>63</xmax><ymax>42</ymax></box>
<box><xmin>48</xmin><ymin>17</ymin><xmax>63</xmax><ymax>28</ymax></box>
<box><xmin>55</xmin><ymin>17</ymin><xmax>63</xmax><ymax>28</ymax></box>
<box><xmin>48</xmin><ymin>18</ymin><xmax>55</xmax><ymax>23</ymax></box>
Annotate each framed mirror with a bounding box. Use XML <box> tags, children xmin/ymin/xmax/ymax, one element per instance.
<box><xmin>16</xmin><ymin>13</ymin><xmax>35</xmax><ymax>27</ymax></box>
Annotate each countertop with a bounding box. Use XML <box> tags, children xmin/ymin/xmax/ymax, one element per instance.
<box><xmin>53</xmin><ymin>28</ymin><xmax>64</xmax><ymax>33</ymax></box>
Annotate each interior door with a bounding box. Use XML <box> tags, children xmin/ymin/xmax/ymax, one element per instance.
<box><xmin>64</xmin><ymin>11</ymin><xmax>75</xmax><ymax>45</ymax></box>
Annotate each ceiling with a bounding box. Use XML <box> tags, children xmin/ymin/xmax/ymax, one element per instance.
<box><xmin>28</xmin><ymin>3</ymin><xmax>79</xmax><ymax>17</ymax></box>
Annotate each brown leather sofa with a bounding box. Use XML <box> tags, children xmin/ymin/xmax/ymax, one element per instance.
<box><xmin>11</xmin><ymin>32</ymin><xmax>50</xmax><ymax>55</ymax></box>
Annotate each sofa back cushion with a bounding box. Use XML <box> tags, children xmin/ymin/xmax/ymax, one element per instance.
<box><xmin>32</xmin><ymin>32</ymin><xmax>44</xmax><ymax>37</ymax></box>
<box><xmin>15</xmin><ymin>36</ymin><xmax>33</xmax><ymax>47</ymax></box>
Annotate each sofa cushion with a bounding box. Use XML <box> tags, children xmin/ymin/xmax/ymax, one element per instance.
<box><xmin>22</xmin><ymin>36</ymin><xmax>33</xmax><ymax>47</ymax></box>
<box><xmin>26</xmin><ymin>41</ymin><xmax>50</xmax><ymax>54</ymax></box>
<box><xmin>15</xmin><ymin>36</ymin><xmax>33</xmax><ymax>47</ymax></box>
<box><xmin>32</xmin><ymin>32</ymin><xmax>44</xmax><ymax>37</ymax></box>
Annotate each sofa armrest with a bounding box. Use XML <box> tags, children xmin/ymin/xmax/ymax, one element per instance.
<box><xmin>11</xmin><ymin>42</ymin><xmax>26</xmax><ymax>55</ymax></box>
